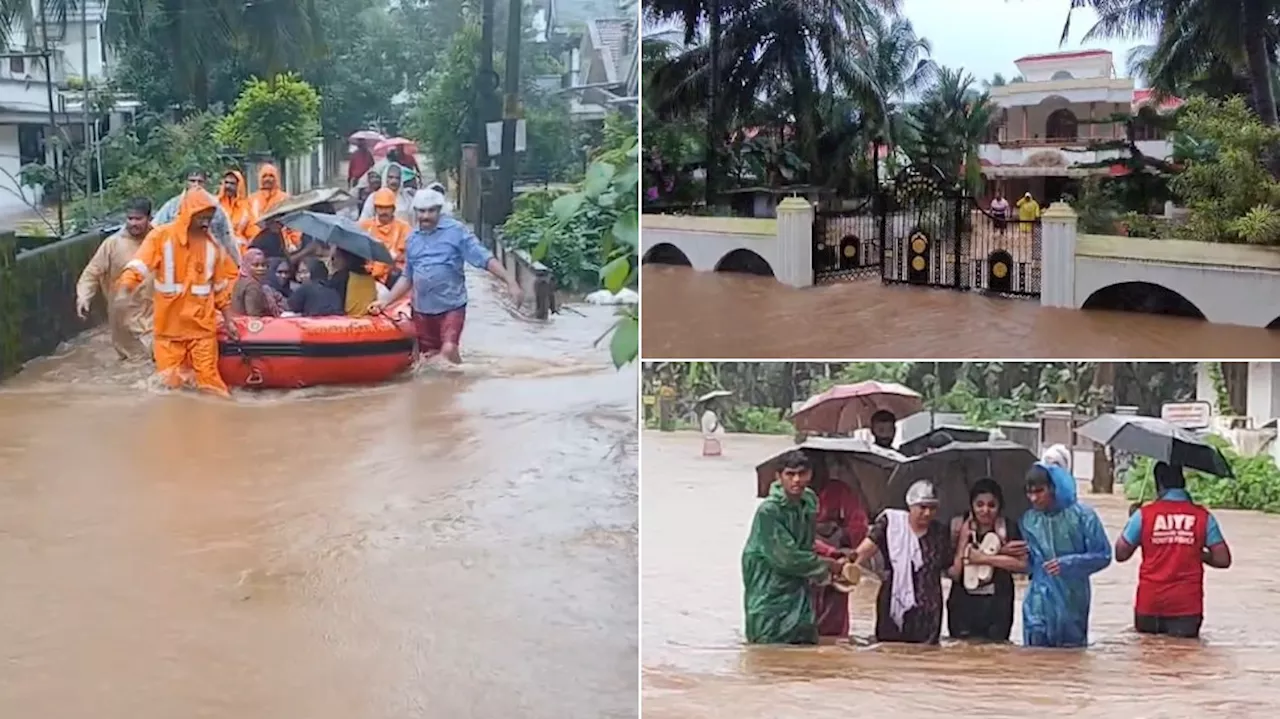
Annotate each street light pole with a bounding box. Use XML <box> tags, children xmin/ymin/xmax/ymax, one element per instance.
<box><xmin>496</xmin><ymin>0</ymin><xmax>523</xmax><ymax>220</ymax></box>
<box><xmin>38</xmin><ymin>0</ymin><xmax>64</xmax><ymax>235</ymax></box>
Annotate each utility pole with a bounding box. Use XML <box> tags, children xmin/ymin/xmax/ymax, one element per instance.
<box><xmin>478</xmin><ymin>0</ymin><xmax>497</xmax><ymax>166</ymax></box>
<box><xmin>81</xmin><ymin>0</ymin><xmax>90</xmax><ymax>203</ymax></box>
<box><xmin>496</xmin><ymin>0</ymin><xmax>523</xmax><ymax>220</ymax></box>
<box><xmin>38</xmin><ymin>0</ymin><xmax>64</xmax><ymax>235</ymax></box>
<box><xmin>705</xmin><ymin>0</ymin><xmax>720</xmax><ymax>209</ymax></box>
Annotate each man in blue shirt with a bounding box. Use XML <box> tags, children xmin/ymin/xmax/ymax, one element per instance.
<box><xmin>369</xmin><ymin>188</ymin><xmax>522</xmax><ymax>363</ymax></box>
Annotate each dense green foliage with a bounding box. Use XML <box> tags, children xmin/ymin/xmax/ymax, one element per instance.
<box><xmin>1124</xmin><ymin>435</ymin><xmax>1280</xmax><ymax>513</ymax></box>
<box><xmin>642</xmin><ymin>361</ymin><xmax>1198</xmax><ymax>431</ymax></box>
<box><xmin>216</xmin><ymin>74</ymin><xmax>322</xmax><ymax>161</ymax></box>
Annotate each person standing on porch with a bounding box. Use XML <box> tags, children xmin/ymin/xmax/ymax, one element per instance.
<box><xmin>1016</xmin><ymin>192</ymin><xmax>1041</xmax><ymax>225</ymax></box>
<box><xmin>990</xmin><ymin>191</ymin><xmax>1010</xmax><ymax>234</ymax></box>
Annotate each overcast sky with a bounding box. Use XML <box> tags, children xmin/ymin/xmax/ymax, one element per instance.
<box><xmin>904</xmin><ymin>0</ymin><xmax>1149</xmax><ymax>83</ymax></box>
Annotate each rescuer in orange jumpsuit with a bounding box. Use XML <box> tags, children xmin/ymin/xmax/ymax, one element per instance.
<box><xmin>218</xmin><ymin>169</ymin><xmax>254</xmax><ymax>255</ymax></box>
<box><xmin>247</xmin><ymin>163</ymin><xmax>301</xmax><ymax>249</ymax></box>
<box><xmin>116</xmin><ymin>190</ymin><xmax>241</xmax><ymax>398</ymax></box>
<box><xmin>359</xmin><ymin>188</ymin><xmax>411</xmax><ymax>284</ymax></box>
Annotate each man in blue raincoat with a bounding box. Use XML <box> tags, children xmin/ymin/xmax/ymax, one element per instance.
<box><xmin>1019</xmin><ymin>462</ymin><xmax>1112</xmax><ymax>647</ymax></box>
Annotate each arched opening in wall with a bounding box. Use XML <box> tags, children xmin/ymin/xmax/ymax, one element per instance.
<box><xmin>1050</xmin><ymin>70</ymin><xmax>1075</xmax><ymax>81</ymax></box>
<box><xmin>1081</xmin><ymin>282</ymin><xmax>1206</xmax><ymax>319</ymax></box>
<box><xmin>714</xmin><ymin>249</ymin><xmax>774</xmax><ymax>277</ymax></box>
<box><xmin>642</xmin><ymin>243</ymin><xmax>693</xmax><ymax>267</ymax></box>
<box><xmin>1045</xmin><ymin>108</ymin><xmax>1079</xmax><ymax>140</ymax></box>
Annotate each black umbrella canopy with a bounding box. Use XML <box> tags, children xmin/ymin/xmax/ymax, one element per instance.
<box><xmin>755</xmin><ymin>438</ymin><xmax>906</xmax><ymax>514</ymax></box>
<box><xmin>886</xmin><ymin>440</ymin><xmax>1037</xmax><ymax>522</ymax></box>
<box><xmin>1075</xmin><ymin>414</ymin><xmax>1233</xmax><ymax>478</ymax></box>
<box><xmin>278</xmin><ymin>211</ymin><xmax>395</xmax><ymax>264</ymax></box>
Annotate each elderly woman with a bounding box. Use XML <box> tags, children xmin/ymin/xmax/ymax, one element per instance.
<box><xmin>850</xmin><ymin>480</ymin><xmax>952</xmax><ymax>644</ymax></box>
<box><xmin>947</xmin><ymin>478</ymin><xmax>1029</xmax><ymax>641</ymax></box>
<box><xmin>231</xmin><ymin>248</ymin><xmax>284</xmax><ymax>317</ymax></box>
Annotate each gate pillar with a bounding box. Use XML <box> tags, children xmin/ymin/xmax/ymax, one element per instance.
<box><xmin>776</xmin><ymin>196</ymin><xmax>815</xmax><ymax>288</ymax></box>
<box><xmin>1040</xmin><ymin>202</ymin><xmax>1078</xmax><ymax>308</ymax></box>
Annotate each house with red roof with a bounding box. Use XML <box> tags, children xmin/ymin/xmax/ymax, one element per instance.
<box><xmin>978</xmin><ymin>49</ymin><xmax>1178</xmax><ymax>204</ymax></box>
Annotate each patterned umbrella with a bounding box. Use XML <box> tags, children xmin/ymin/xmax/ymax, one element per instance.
<box><xmin>790</xmin><ymin>381</ymin><xmax>924</xmax><ymax>435</ymax></box>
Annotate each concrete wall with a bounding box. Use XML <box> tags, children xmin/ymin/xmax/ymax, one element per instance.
<box><xmin>641</xmin><ymin>214</ymin><xmax>777</xmax><ymax>271</ymax></box>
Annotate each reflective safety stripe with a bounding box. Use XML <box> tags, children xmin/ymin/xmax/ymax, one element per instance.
<box><xmin>213</xmin><ymin>280</ymin><xmax>229</xmax><ymax>292</ymax></box>
<box><xmin>155</xmin><ymin>240</ymin><xmax>183</xmax><ymax>295</ymax></box>
<box><xmin>124</xmin><ymin>258</ymin><xmax>150</xmax><ymax>277</ymax></box>
<box><xmin>188</xmin><ymin>241</ymin><xmax>218</xmax><ymax>296</ymax></box>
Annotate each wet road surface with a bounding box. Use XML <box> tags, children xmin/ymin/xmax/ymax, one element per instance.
<box><xmin>642</xmin><ymin>432</ymin><xmax>1280</xmax><ymax>718</ymax></box>
<box><xmin>0</xmin><ymin>272</ymin><xmax>637</xmax><ymax>718</ymax></box>
<box><xmin>641</xmin><ymin>267</ymin><xmax>1280</xmax><ymax>359</ymax></box>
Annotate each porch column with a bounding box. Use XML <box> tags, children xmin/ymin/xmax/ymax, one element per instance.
<box><xmin>775</xmin><ymin>196</ymin><xmax>814</xmax><ymax>288</ymax></box>
<box><xmin>1040</xmin><ymin>202</ymin><xmax>1078</xmax><ymax>309</ymax></box>
<box><xmin>1246</xmin><ymin>362</ymin><xmax>1280</xmax><ymax>427</ymax></box>
<box><xmin>1089</xmin><ymin>102</ymin><xmax>1096</xmax><ymax>138</ymax></box>
<box><xmin>1021</xmin><ymin>107</ymin><xmax>1028</xmax><ymax>141</ymax></box>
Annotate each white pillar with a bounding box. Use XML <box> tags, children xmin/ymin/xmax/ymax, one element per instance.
<box><xmin>774</xmin><ymin>196</ymin><xmax>814</xmax><ymax>288</ymax></box>
<box><xmin>1040</xmin><ymin>202</ymin><xmax>1078</xmax><ymax>309</ymax></box>
<box><xmin>1246</xmin><ymin>362</ymin><xmax>1280</xmax><ymax>427</ymax></box>
<box><xmin>1196</xmin><ymin>363</ymin><xmax>1218</xmax><ymax>410</ymax></box>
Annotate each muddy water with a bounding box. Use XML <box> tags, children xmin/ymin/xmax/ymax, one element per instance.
<box><xmin>642</xmin><ymin>432</ymin><xmax>1280</xmax><ymax>718</ymax></box>
<box><xmin>641</xmin><ymin>267</ymin><xmax>1280</xmax><ymax>359</ymax></box>
<box><xmin>0</xmin><ymin>272</ymin><xmax>637</xmax><ymax>718</ymax></box>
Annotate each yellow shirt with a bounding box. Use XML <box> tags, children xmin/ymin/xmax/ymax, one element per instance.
<box><xmin>1017</xmin><ymin>197</ymin><xmax>1041</xmax><ymax>222</ymax></box>
<box><xmin>344</xmin><ymin>273</ymin><xmax>377</xmax><ymax>317</ymax></box>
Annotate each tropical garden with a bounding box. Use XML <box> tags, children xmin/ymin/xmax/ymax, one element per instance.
<box><xmin>642</xmin><ymin>0</ymin><xmax>1280</xmax><ymax>247</ymax></box>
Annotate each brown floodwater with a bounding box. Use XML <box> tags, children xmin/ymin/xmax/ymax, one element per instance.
<box><xmin>642</xmin><ymin>432</ymin><xmax>1280</xmax><ymax>718</ymax></box>
<box><xmin>640</xmin><ymin>266</ymin><xmax>1280</xmax><ymax>359</ymax></box>
<box><xmin>0</xmin><ymin>272</ymin><xmax>637</xmax><ymax>718</ymax></box>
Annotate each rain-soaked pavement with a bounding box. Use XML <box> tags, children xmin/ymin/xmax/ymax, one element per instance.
<box><xmin>641</xmin><ymin>267</ymin><xmax>1280</xmax><ymax>359</ymax></box>
<box><xmin>0</xmin><ymin>272</ymin><xmax>637</xmax><ymax>718</ymax></box>
<box><xmin>642</xmin><ymin>432</ymin><xmax>1280</xmax><ymax>719</ymax></box>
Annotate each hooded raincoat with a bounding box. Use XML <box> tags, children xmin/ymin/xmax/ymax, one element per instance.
<box><xmin>247</xmin><ymin>164</ymin><xmax>301</xmax><ymax>251</ymax></box>
<box><xmin>117</xmin><ymin>191</ymin><xmax>239</xmax><ymax>397</ymax></box>
<box><xmin>742</xmin><ymin>482</ymin><xmax>832</xmax><ymax>644</ymax></box>
<box><xmin>218</xmin><ymin>169</ymin><xmax>254</xmax><ymax>252</ymax></box>
<box><xmin>359</xmin><ymin>163</ymin><xmax>414</xmax><ymax>222</ymax></box>
<box><xmin>359</xmin><ymin>188</ymin><xmax>412</xmax><ymax>283</ymax></box>
<box><xmin>153</xmin><ymin>188</ymin><xmax>240</xmax><ymax>264</ymax></box>
<box><xmin>1019</xmin><ymin>463</ymin><xmax>1112</xmax><ymax>647</ymax></box>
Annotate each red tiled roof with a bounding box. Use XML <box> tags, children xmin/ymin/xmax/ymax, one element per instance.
<box><xmin>1132</xmin><ymin>88</ymin><xmax>1185</xmax><ymax>111</ymax></box>
<box><xmin>1015</xmin><ymin>49</ymin><xmax>1112</xmax><ymax>63</ymax></box>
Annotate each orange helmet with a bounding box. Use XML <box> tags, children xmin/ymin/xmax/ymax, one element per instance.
<box><xmin>372</xmin><ymin>188</ymin><xmax>397</xmax><ymax>208</ymax></box>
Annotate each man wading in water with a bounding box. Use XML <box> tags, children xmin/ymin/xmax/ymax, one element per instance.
<box><xmin>1114</xmin><ymin>462</ymin><xmax>1232</xmax><ymax>639</ymax></box>
<box><xmin>741</xmin><ymin>451</ymin><xmax>845</xmax><ymax>644</ymax></box>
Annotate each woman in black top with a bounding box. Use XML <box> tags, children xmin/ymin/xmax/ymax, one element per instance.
<box><xmin>946</xmin><ymin>478</ymin><xmax>1029</xmax><ymax>641</ymax></box>
<box><xmin>287</xmin><ymin>258</ymin><xmax>343</xmax><ymax>316</ymax></box>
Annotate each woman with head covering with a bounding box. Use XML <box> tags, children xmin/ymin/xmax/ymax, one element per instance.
<box><xmin>810</xmin><ymin>454</ymin><xmax>870</xmax><ymax>640</ymax></box>
<box><xmin>358</xmin><ymin>162</ymin><xmax>413</xmax><ymax>222</ymax></box>
<box><xmin>1019</xmin><ymin>462</ymin><xmax>1112</xmax><ymax>647</ymax></box>
<box><xmin>849</xmin><ymin>480</ymin><xmax>952</xmax><ymax>644</ymax></box>
<box><xmin>230</xmin><ymin>248</ymin><xmax>283</xmax><ymax>317</ymax></box>
<box><xmin>286</xmin><ymin>257</ymin><xmax>343</xmax><ymax>316</ymax></box>
<box><xmin>946</xmin><ymin>478</ymin><xmax>1029</xmax><ymax>641</ymax></box>
<box><xmin>266</xmin><ymin>257</ymin><xmax>293</xmax><ymax>302</ymax></box>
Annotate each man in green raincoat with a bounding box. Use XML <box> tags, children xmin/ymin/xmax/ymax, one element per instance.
<box><xmin>742</xmin><ymin>450</ymin><xmax>842</xmax><ymax>644</ymax></box>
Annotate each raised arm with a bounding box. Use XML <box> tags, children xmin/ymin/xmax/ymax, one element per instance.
<box><xmin>751</xmin><ymin>506</ymin><xmax>831</xmax><ymax>581</ymax></box>
<box><xmin>116</xmin><ymin>232</ymin><xmax>162</xmax><ymax>295</ymax></box>
<box><xmin>1057</xmin><ymin>507</ymin><xmax>1112</xmax><ymax>577</ymax></box>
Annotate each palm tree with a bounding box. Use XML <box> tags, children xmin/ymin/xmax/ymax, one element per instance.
<box><xmin>853</xmin><ymin>12</ymin><xmax>935</xmax><ymax>148</ymax></box>
<box><xmin>908</xmin><ymin>67</ymin><xmax>996</xmax><ymax>191</ymax></box>
<box><xmin>1068</xmin><ymin>0</ymin><xmax>1280</xmax><ymax>127</ymax></box>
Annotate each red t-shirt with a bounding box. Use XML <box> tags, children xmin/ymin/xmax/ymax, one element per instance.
<box><xmin>1136</xmin><ymin>498</ymin><xmax>1210</xmax><ymax>617</ymax></box>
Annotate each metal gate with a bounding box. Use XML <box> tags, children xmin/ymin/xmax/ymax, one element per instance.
<box><xmin>813</xmin><ymin>196</ymin><xmax>881</xmax><ymax>283</ymax></box>
<box><xmin>878</xmin><ymin>165</ymin><xmax>1042</xmax><ymax>297</ymax></box>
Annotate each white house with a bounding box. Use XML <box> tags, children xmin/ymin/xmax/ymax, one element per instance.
<box><xmin>978</xmin><ymin>49</ymin><xmax>1179</xmax><ymax>204</ymax></box>
<box><xmin>0</xmin><ymin>0</ymin><xmax>137</xmax><ymax>220</ymax></box>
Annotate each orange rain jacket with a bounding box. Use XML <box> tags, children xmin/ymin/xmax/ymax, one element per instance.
<box><xmin>219</xmin><ymin>169</ymin><xmax>255</xmax><ymax>254</ymax></box>
<box><xmin>117</xmin><ymin>190</ymin><xmax>239</xmax><ymax>340</ymax></box>
<box><xmin>359</xmin><ymin>188</ymin><xmax>412</xmax><ymax>283</ymax></box>
<box><xmin>247</xmin><ymin>163</ymin><xmax>301</xmax><ymax>250</ymax></box>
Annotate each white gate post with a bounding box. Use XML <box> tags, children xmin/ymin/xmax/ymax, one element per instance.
<box><xmin>1040</xmin><ymin>202</ymin><xmax>1078</xmax><ymax>308</ymax></box>
<box><xmin>774</xmin><ymin>196</ymin><xmax>814</xmax><ymax>288</ymax></box>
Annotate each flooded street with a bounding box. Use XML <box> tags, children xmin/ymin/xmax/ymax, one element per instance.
<box><xmin>642</xmin><ymin>432</ymin><xmax>1280</xmax><ymax>718</ymax></box>
<box><xmin>0</xmin><ymin>272</ymin><xmax>637</xmax><ymax>718</ymax></box>
<box><xmin>641</xmin><ymin>267</ymin><xmax>1280</xmax><ymax>358</ymax></box>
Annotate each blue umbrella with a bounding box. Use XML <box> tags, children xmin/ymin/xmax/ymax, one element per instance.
<box><xmin>278</xmin><ymin>211</ymin><xmax>395</xmax><ymax>264</ymax></box>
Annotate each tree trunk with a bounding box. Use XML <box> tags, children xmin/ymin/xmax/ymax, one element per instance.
<box><xmin>1090</xmin><ymin>362</ymin><xmax>1116</xmax><ymax>494</ymax></box>
<box><xmin>1243</xmin><ymin>3</ymin><xmax>1279</xmax><ymax>126</ymax></box>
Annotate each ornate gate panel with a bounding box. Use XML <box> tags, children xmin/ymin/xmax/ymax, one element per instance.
<box><xmin>880</xmin><ymin>166</ymin><xmax>967</xmax><ymax>289</ymax></box>
<box><xmin>813</xmin><ymin>197</ymin><xmax>881</xmax><ymax>283</ymax></box>
<box><xmin>965</xmin><ymin>198</ymin><xmax>1042</xmax><ymax>296</ymax></box>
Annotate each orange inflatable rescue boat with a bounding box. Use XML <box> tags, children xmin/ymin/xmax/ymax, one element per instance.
<box><xmin>217</xmin><ymin>300</ymin><xmax>416</xmax><ymax>389</ymax></box>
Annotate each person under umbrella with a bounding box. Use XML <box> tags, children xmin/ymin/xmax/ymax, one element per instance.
<box><xmin>696</xmin><ymin>390</ymin><xmax>731</xmax><ymax>457</ymax></box>
<box><xmin>870</xmin><ymin>410</ymin><xmax>897</xmax><ymax>449</ymax></box>
<box><xmin>810</xmin><ymin>452</ymin><xmax>870</xmax><ymax>640</ymax></box>
<box><xmin>849</xmin><ymin>480</ymin><xmax>952</xmax><ymax>644</ymax></box>
<box><xmin>1019</xmin><ymin>462</ymin><xmax>1111</xmax><ymax>648</ymax></box>
<box><xmin>1114</xmin><ymin>462</ymin><xmax>1232</xmax><ymax>639</ymax></box>
<box><xmin>741</xmin><ymin>450</ymin><xmax>844</xmax><ymax>644</ymax></box>
<box><xmin>328</xmin><ymin>247</ymin><xmax>378</xmax><ymax>318</ymax></box>
<box><xmin>287</xmin><ymin>257</ymin><xmax>343</xmax><ymax>317</ymax></box>
<box><xmin>947</xmin><ymin>478</ymin><xmax>1028</xmax><ymax>642</ymax></box>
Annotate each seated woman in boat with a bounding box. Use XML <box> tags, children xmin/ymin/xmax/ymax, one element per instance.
<box><xmin>946</xmin><ymin>478</ymin><xmax>1029</xmax><ymax>642</ymax></box>
<box><xmin>328</xmin><ymin>247</ymin><xmax>378</xmax><ymax>317</ymax></box>
<box><xmin>287</xmin><ymin>257</ymin><xmax>343</xmax><ymax>316</ymax></box>
<box><xmin>267</xmin><ymin>257</ymin><xmax>293</xmax><ymax>305</ymax></box>
<box><xmin>230</xmin><ymin>248</ymin><xmax>284</xmax><ymax>317</ymax></box>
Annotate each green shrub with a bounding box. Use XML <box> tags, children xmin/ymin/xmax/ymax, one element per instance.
<box><xmin>1123</xmin><ymin>434</ymin><xmax>1280</xmax><ymax>513</ymax></box>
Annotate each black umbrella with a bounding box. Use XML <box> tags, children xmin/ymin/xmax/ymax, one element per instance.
<box><xmin>885</xmin><ymin>440</ymin><xmax>1037</xmax><ymax>522</ymax></box>
<box><xmin>278</xmin><ymin>211</ymin><xmax>394</xmax><ymax>264</ymax></box>
<box><xmin>1075</xmin><ymin>414</ymin><xmax>1233</xmax><ymax>478</ymax></box>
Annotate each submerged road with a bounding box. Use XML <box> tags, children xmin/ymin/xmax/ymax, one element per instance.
<box><xmin>0</xmin><ymin>272</ymin><xmax>638</xmax><ymax>718</ymax></box>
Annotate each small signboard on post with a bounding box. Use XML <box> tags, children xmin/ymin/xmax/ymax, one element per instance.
<box><xmin>1161</xmin><ymin>401</ymin><xmax>1212</xmax><ymax>430</ymax></box>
